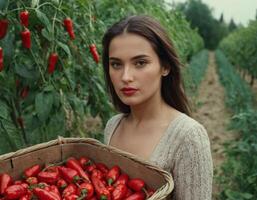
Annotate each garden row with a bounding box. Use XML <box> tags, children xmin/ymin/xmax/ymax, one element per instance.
<box><xmin>219</xmin><ymin>20</ymin><xmax>257</xmax><ymax>86</ymax></box>
<box><xmin>215</xmin><ymin>50</ymin><xmax>257</xmax><ymax>200</ymax></box>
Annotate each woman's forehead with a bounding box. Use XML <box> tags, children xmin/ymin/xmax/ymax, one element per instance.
<box><xmin>109</xmin><ymin>33</ymin><xmax>156</xmax><ymax>58</ymax></box>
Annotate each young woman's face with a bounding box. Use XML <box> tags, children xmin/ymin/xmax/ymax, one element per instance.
<box><xmin>108</xmin><ymin>33</ymin><xmax>168</xmax><ymax>107</ymax></box>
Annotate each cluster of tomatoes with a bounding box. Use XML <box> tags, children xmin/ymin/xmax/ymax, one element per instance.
<box><xmin>0</xmin><ymin>156</ymin><xmax>155</xmax><ymax>200</ymax></box>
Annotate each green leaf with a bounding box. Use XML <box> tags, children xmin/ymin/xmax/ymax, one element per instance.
<box><xmin>36</xmin><ymin>10</ymin><xmax>51</xmax><ymax>33</ymax></box>
<box><xmin>240</xmin><ymin>193</ymin><xmax>253</xmax><ymax>199</ymax></box>
<box><xmin>51</xmin><ymin>0</ymin><xmax>59</xmax><ymax>6</ymax></box>
<box><xmin>0</xmin><ymin>100</ymin><xmax>9</xmax><ymax>120</ymax></box>
<box><xmin>47</xmin><ymin>109</ymin><xmax>66</xmax><ymax>140</ymax></box>
<box><xmin>24</xmin><ymin>114</ymin><xmax>42</xmax><ymax>144</ymax></box>
<box><xmin>1</xmin><ymin>34</ymin><xmax>15</xmax><ymax>66</ymax></box>
<box><xmin>41</xmin><ymin>28</ymin><xmax>52</xmax><ymax>41</ymax></box>
<box><xmin>31</xmin><ymin>0</ymin><xmax>39</xmax><ymax>8</ymax></box>
<box><xmin>35</xmin><ymin>92</ymin><xmax>54</xmax><ymax>123</ymax></box>
<box><xmin>53</xmin><ymin>91</ymin><xmax>60</xmax><ymax>108</ymax></box>
<box><xmin>90</xmin><ymin>104</ymin><xmax>98</xmax><ymax>117</ymax></box>
<box><xmin>57</xmin><ymin>42</ymin><xmax>71</xmax><ymax>57</ymax></box>
<box><xmin>68</xmin><ymin>95</ymin><xmax>84</xmax><ymax>117</ymax></box>
<box><xmin>0</xmin><ymin>0</ymin><xmax>8</xmax><ymax>10</ymax></box>
<box><xmin>14</xmin><ymin>65</ymin><xmax>40</xmax><ymax>80</ymax></box>
<box><xmin>43</xmin><ymin>85</ymin><xmax>54</xmax><ymax>92</ymax></box>
<box><xmin>0</xmin><ymin>119</ymin><xmax>25</xmax><ymax>154</ymax></box>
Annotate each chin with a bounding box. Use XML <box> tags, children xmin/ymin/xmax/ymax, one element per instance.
<box><xmin>120</xmin><ymin>97</ymin><xmax>141</xmax><ymax>107</ymax></box>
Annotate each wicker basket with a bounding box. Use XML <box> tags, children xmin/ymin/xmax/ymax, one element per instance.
<box><xmin>0</xmin><ymin>137</ymin><xmax>174</xmax><ymax>199</ymax></box>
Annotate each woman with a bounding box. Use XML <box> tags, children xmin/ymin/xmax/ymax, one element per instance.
<box><xmin>102</xmin><ymin>15</ymin><xmax>213</xmax><ymax>199</ymax></box>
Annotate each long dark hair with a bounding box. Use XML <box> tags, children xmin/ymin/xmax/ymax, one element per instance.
<box><xmin>102</xmin><ymin>15</ymin><xmax>191</xmax><ymax>116</ymax></box>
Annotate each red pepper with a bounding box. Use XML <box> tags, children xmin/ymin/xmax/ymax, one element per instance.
<box><xmin>46</xmin><ymin>185</ymin><xmax>61</xmax><ymax>200</ymax></box>
<box><xmin>0</xmin><ymin>173</ymin><xmax>13</xmax><ymax>195</ymax></box>
<box><xmin>14</xmin><ymin>180</ymin><xmax>23</xmax><ymax>185</ymax></box>
<box><xmin>20</xmin><ymin>10</ymin><xmax>29</xmax><ymax>27</ymax></box>
<box><xmin>128</xmin><ymin>178</ymin><xmax>145</xmax><ymax>192</ymax></box>
<box><xmin>77</xmin><ymin>182</ymin><xmax>94</xmax><ymax>199</ymax></box>
<box><xmin>0</xmin><ymin>19</ymin><xmax>8</xmax><ymax>39</ymax></box>
<box><xmin>66</xmin><ymin>157</ymin><xmax>90</xmax><ymax>182</ymax></box>
<box><xmin>20</xmin><ymin>182</ymin><xmax>29</xmax><ymax>190</ymax></box>
<box><xmin>16</xmin><ymin>79</ymin><xmax>20</xmax><ymax>88</ymax></box>
<box><xmin>33</xmin><ymin>187</ymin><xmax>59</xmax><ymax>200</ymax></box>
<box><xmin>24</xmin><ymin>164</ymin><xmax>41</xmax><ymax>178</ymax></box>
<box><xmin>21</xmin><ymin>29</ymin><xmax>31</xmax><ymax>49</ymax></box>
<box><xmin>91</xmin><ymin>176</ymin><xmax>111</xmax><ymax>200</ymax></box>
<box><xmin>19</xmin><ymin>191</ymin><xmax>32</xmax><ymax>200</ymax></box>
<box><xmin>63</xmin><ymin>18</ymin><xmax>75</xmax><ymax>40</ymax></box>
<box><xmin>5</xmin><ymin>184</ymin><xmax>27</xmax><ymax>199</ymax></box>
<box><xmin>89</xmin><ymin>44</ymin><xmax>99</xmax><ymax>64</ymax></box>
<box><xmin>78</xmin><ymin>157</ymin><xmax>92</xmax><ymax>170</ymax></box>
<box><xmin>64</xmin><ymin>194</ymin><xmax>79</xmax><ymax>200</ymax></box>
<box><xmin>106</xmin><ymin>165</ymin><xmax>120</xmax><ymax>185</ymax></box>
<box><xmin>25</xmin><ymin>177</ymin><xmax>38</xmax><ymax>185</ymax></box>
<box><xmin>95</xmin><ymin>163</ymin><xmax>109</xmax><ymax>175</ymax></box>
<box><xmin>91</xmin><ymin>169</ymin><xmax>104</xmax><ymax>180</ymax></box>
<box><xmin>0</xmin><ymin>47</ymin><xmax>3</xmax><ymax>71</ymax></box>
<box><xmin>47</xmin><ymin>53</ymin><xmax>58</xmax><ymax>74</ymax></box>
<box><xmin>62</xmin><ymin>183</ymin><xmax>77</xmax><ymax>198</ymax></box>
<box><xmin>20</xmin><ymin>86</ymin><xmax>29</xmax><ymax>99</ymax></box>
<box><xmin>112</xmin><ymin>184</ymin><xmax>128</xmax><ymax>200</ymax></box>
<box><xmin>37</xmin><ymin>171</ymin><xmax>59</xmax><ymax>184</ymax></box>
<box><xmin>114</xmin><ymin>173</ymin><xmax>129</xmax><ymax>186</ymax></box>
<box><xmin>146</xmin><ymin>188</ymin><xmax>155</xmax><ymax>198</ymax></box>
<box><xmin>59</xmin><ymin>166</ymin><xmax>80</xmax><ymax>183</ymax></box>
<box><xmin>86</xmin><ymin>164</ymin><xmax>97</xmax><ymax>174</ymax></box>
<box><xmin>99</xmin><ymin>188</ymin><xmax>111</xmax><ymax>200</ymax></box>
<box><xmin>125</xmin><ymin>188</ymin><xmax>133</xmax><ymax>198</ymax></box>
<box><xmin>124</xmin><ymin>191</ymin><xmax>145</xmax><ymax>200</ymax></box>
<box><xmin>57</xmin><ymin>179</ymin><xmax>67</xmax><ymax>190</ymax></box>
<box><xmin>106</xmin><ymin>185</ymin><xmax>114</xmax><ymax>193</ymax></box>
<box><xmin>87</xmin><ymin>196</ymin><xmax>97</xmax><ymax>200</ymax></box>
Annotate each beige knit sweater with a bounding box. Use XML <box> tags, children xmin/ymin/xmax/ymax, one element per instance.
<box><xmin>104</xmin><ymin>113</ymin><xmax>213</xmax><ymax>200</ymax></box>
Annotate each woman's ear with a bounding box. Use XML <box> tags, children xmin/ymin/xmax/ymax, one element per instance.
<box><xmin>162</xmin><ymin>67</ymin><xmax>170</xmax><ymax>77</ymax></box>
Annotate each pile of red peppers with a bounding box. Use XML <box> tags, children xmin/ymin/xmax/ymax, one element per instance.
<box><xmin>0</xmin><ymin>156</ymin><xmax>155</xmax><ymax>200</ymax></box>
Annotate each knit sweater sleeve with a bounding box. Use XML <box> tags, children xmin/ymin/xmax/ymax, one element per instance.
<box><xmin>171</xmin><ymin>124</ymin><xmax>213</xmax><ymax>200</ymax></box>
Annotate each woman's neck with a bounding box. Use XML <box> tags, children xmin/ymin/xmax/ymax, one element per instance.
<box><xmin>128</xmin><ymin>98</ymin><xmax>174</xmax><ymax>126</ymax></box>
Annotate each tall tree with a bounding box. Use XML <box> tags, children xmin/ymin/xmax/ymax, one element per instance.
<box><xmin>219</xmin><ymin>13</ymin><xmax>224</xmax><ymax>23</ymax></box>
<box><xmin>175</xmin><ymin>0</ymin><xmax>230</xmax><ymax>49</ymax></box>
<box><xmin>228</xmin><ymin>19</ymin><xmax>237</xmax><ymax>32</ymax></box>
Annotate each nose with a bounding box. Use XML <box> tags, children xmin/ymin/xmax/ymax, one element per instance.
<box><xmin>121</xmin><ymin>65</ymin><xmax>133</xmax><ymax>83</ymax></box>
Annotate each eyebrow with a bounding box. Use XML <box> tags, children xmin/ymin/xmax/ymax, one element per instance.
<box><xmin>109</xmin><ymin>55</ymin><xmax>150</xmax><ymax>61</ymax></box>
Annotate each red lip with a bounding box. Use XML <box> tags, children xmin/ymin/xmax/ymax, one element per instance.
<box><xmin>120</xmin><ymin>87</ymin><xmax>138</xmax><ymax>96</ymax></box>
<box><xmin>121</xmin><ymin>87</ymin><xmax>138</xmax><ymax>91</ymax></box>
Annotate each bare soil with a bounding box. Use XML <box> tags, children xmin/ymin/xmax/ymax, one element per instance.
<box><xmin>191</xmin><ymin>52</ymin><xmax>236</xmax><ymax>199</ymax></box>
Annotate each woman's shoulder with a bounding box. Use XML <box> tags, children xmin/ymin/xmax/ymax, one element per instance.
<box><xmin>178</xmin><ymin>113</ymin><xmax>206</xmax><ymax>130</ymax></box>
<box><xmin>103</xmin><ymin>113</ymin><xmax>126</xmax><ymax>144</ymax></box>
<box><xmin>170</xmin><ymin>113</ymin><xmax>209</xmax><ymax>144</ymax></box>
<box><xmin>178</xmin><ymin>114</ymin><xmax>209</xmax><ymax>142</ymax></box>
<box><xmin>105</xmin><ymin>113</ymin><xmax>125</xmax><ymax>129</ymax></box>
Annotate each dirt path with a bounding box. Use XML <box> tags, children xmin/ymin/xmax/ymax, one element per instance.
<box><xmin>191</xmin><ymin>52</ymin><xmax>235</xmax><ymax>199</ymax></box>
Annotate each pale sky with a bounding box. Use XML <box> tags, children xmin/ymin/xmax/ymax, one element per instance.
<box><xmin>167</xmin><ymin>0</ymin><xmax>257</xmax><ymax>26</ymax></box>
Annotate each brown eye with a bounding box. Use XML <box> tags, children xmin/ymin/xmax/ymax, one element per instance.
<box><xmin>135</xmin><ymin>60</ymin><xmax>147</xmax><ymax>68</ymax></box>
<box><xmin>110</xmin><ymin>62</ymin><xmax>122</xmax><ymax>69</ymax></box>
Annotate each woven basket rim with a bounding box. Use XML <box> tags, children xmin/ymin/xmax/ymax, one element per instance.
<box><xmin>0</xmin><ymin>136</ymin><xmax>174</xmax><ymax>199</ymax></box>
